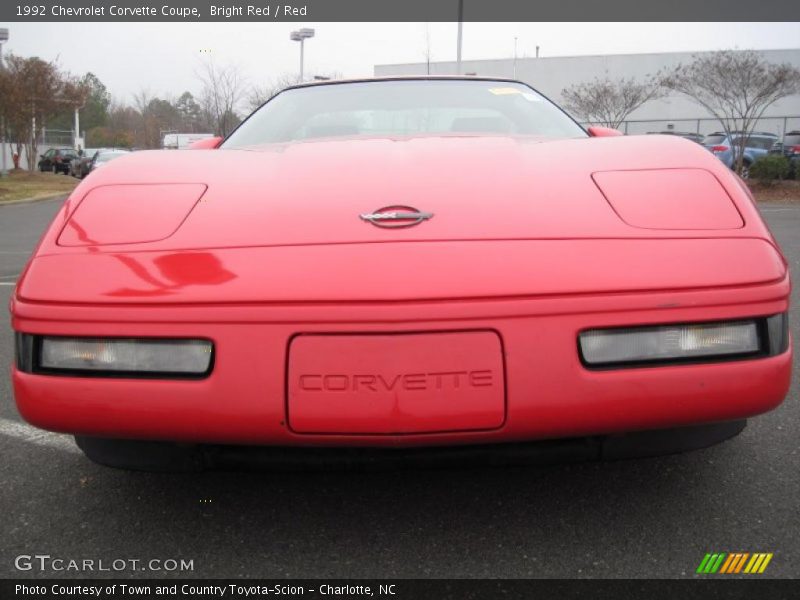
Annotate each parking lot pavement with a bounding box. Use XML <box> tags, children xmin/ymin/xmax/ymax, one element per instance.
<box><xmin>0</xmin><ymin>198</ymin><xmax>798</xmax><ymax>579</ymax></box>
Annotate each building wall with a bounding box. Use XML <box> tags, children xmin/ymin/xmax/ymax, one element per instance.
<box><xmin>375</xmin><ymin>49</ymin><xmax>800</xmax><ymax>136</ymax></box>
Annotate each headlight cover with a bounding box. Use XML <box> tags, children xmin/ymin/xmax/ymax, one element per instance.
<box><xmin>579</xmin><ymin>316</ymin><xmax>787</xmax><ymax>368</ymax></box>
<box><xmin>16</xmin><ymin>336</ymin><xmax>214</xmax><ymax>378</ymax></box>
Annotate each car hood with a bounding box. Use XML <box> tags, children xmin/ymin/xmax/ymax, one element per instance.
<box><xmin>18</xmin><ymin>134</ymin><xmax>785</xmax><ymax>305</ymax></box>
<box><xmin>55</xmin><ymin>134</ymin><xmax>747</xmax><ymax>251</ymax></box>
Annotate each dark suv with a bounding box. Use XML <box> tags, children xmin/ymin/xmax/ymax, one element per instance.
<box><xmin>38</xmin><ymin>148</ymin><xmax>79</xmax><ymax>175</ymax></box>
<box><xmin>770</xmin><ymin>131</ymin><xmax>800</xmax><ymax>179</ymax></box>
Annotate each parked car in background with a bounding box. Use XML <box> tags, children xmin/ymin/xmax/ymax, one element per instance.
<box><xmin>88</xmin><ymin>149</ymin><xmax>131</xmax><ymax>174</ymax></box>
<box><xmin>647</xmin><ymin>131</ymin><xmax>705</xmax><ymax>144</ymax></box>
<box><xmin>769</xmin><ymin>131</ymin><xmax>800</xmax><ymax>179</ymax></box>
<box><xmin>38</xmin><ymin>148</ymin><xmax>79</xmax><ymax>175</ymax></box>
<box><xmin>704</xmin><ymin>131</ymin><xmax>779</xmax><ymax>178</ymax></box>
<box><xmin>69</xmin><ymin>148</ymin><xmax>100</xmax><ymax>179</ymax></box>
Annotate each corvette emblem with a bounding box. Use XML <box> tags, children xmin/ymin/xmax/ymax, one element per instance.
<box><xmin>359</xmin><ymin>205</ymin><xmax>434</xmax><ymax>228</ymax></box>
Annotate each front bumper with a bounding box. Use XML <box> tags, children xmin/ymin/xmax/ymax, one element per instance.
<box><xmin>11</xmin><ymin>280</ymin><xmax>793</xmax><ymax>447</ymax></box>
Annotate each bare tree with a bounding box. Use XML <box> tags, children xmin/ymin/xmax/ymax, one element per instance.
<box><xmin>101</xmin><ymin>98</ymin><xmax>139</xmax><ymax>148</ymax></box>
<box><xmin>131</xmin><ymin>88</ymin><xmax>161</xmax><ymax>148</ymax></box>
<box><xmin>127</xmin><ymin>89</ymin><xmax>187</xmax><ymax>148</ymax></box>
<box><xmin>561</xmin><ymin>73</ymin><xmax>664</xmax><ymax>130</ymax></box>
<box><xmin>663</xmin><ymin>50</ymin><xmax>800</xmax><ymax>175</ymax></box>
<box><xmin>197</xmin><ymin>59</ymin><xmax>246</xmax><ymax>137</ymax></box>
<box><xmin>248</xmin><ymin>71</ymin><xmax>341</xmax><ymax>112</ymax></box>
<box><xmin>132</xmin><ymin>88</ymin><xmax>153</xmax><ymax>117</ymax></box>
<box><xmin>175</xmin><ymin>91</ymin><xmax>204</xmax><ymax>132</ymax></box>
<box><xmin>248</xmin><ymin>73</ymin><xmax>300</xmax><ymax>111</ymax></box>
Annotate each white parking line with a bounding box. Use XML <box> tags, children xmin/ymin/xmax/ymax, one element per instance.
<box><xmin>0</xmin><ymin>417</ymin><xmax>81</xmax><ymax>454</ymax></box>
<box><xmin>0</xmin><ymin>282</ymin><xmax>16</xmax><ymax>286</ymax></box>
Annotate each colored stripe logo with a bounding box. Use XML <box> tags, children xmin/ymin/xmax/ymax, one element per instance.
<box><xmin>697</xmin><ymin>552</ymin><xmax>773</xmax><ymax>574</ymax></box>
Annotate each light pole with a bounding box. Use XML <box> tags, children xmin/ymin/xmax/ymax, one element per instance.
<box><xmin>0</xmin><ymin>28</ymin><xmax>9</xmax><ymax>178</ymax></box>
<box><xmin>290</xmin><ymin>28</ymin><xmax>315</xmax><ymax>82</ymax></box>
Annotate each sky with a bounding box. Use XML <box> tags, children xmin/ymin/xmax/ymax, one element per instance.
<box><xmin>2</xmin><ymin>22</ymin><xmax>799</xmax><ymax>104</ymax></box>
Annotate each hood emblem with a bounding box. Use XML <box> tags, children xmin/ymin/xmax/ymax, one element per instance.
<box><xmin>359</xmin><ymin>205</ymin><xmax>434</xmax><ymax>229</ymax></box>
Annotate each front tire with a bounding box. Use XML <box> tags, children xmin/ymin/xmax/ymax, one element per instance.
<box><xmin>75</xmin><ymin>436</ymin><xmax>202</xmax><ymax>472</ymax></box>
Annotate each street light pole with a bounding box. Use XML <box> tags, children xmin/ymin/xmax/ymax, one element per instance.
<box><xmin>290</xmin><ymin>28</ymin><xmax>315</xmax><ymax>82</ymax></box>
<box><xmin>0</xmin><ymin>28</ymin><xmax>9</xmax><ymax>178</ymax></box>
<box><xmin>300</xmin><ymin>38</ymin><xmax>305</xmax><ymax>81</ymax></box>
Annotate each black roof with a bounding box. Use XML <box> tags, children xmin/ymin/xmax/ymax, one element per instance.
<box><xmin>284</xmin><ymin>75</ymin><xmax>528</xmax><ymax>91</ymax></box>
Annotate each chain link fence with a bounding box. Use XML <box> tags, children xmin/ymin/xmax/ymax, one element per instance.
<box><xmin>608</xmin><ymin>116</ymin><xmax>800</xmax><ymax>138</ymax></box>
<box><xmin>38</xmin><ymin>128</ymin><xmax>75</xmax><ymax>146</ymax></box>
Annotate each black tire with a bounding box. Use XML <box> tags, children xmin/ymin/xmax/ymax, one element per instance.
<box><xmin>75</xmin><ymin>436</ymin><xmax>202</xmax><ymax>472</ymax></box>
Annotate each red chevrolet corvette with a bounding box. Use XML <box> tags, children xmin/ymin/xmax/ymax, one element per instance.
<box><xmin>10</xmin><ymin>78</ymin><xmax>792</xmax><ymax>470</ymax></box>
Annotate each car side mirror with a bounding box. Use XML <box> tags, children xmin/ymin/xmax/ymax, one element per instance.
<box><xmin>189</xmin><ymin>137</ymin><xmax>223</xmax><ymax>150</ymax></box>
<box><xmin>587</xmin><ymin>126</ymin><xmax>624</xmax><ymax>137</ymax></box>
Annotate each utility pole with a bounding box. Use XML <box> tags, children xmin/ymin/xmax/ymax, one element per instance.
<box><xmin>31</xmin><ymin>100</ymin><xmax>36</xmax><ymax>171</ymax></box>
<box><xmin>456</xmin><ymin>0</ymin><xmax>463</xmax><ymax>75</ymax></box>
<box><xmin>513</xmin><ymin>37</ymin><xmax>518</xmax><ymax>79</ymax></box>
<box><xmin>0</xmin><ymin>28</ymin><xmax>9</xmax><ymax>178</ymax></box>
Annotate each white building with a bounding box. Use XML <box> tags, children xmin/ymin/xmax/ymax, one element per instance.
<box><xmin>375</xmin><ymin>49</ymin><xmax>800</xmax><ymax>137</ymax></box>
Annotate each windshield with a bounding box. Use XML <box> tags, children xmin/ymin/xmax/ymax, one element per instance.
<box><xmin>222</xmin><ymin>79</ymin><xmax>587</xmax><ymax>147</ymax></box>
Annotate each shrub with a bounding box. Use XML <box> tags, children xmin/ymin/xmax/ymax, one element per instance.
<box><xmin>749</xmin><ymin>155</ymin><xmax>791</xmax><ymax>185</ymax></box>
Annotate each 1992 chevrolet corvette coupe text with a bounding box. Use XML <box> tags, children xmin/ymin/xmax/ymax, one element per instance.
<box><xmin>9</xmin><ymin>78</ymin><xmax>792</xmax><ymax>470</ymax></box>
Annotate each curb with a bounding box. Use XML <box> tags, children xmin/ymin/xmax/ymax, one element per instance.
<box><xmin>0</xmin><ymin>193</ymin><xmax>69</xmax><ymax>207</ymax></box>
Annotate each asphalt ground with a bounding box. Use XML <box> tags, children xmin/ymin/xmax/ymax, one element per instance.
<box><xmin>0</xmin><ymin>197</ymin><xmax>798</xmax><ymax>579</ymax></box>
